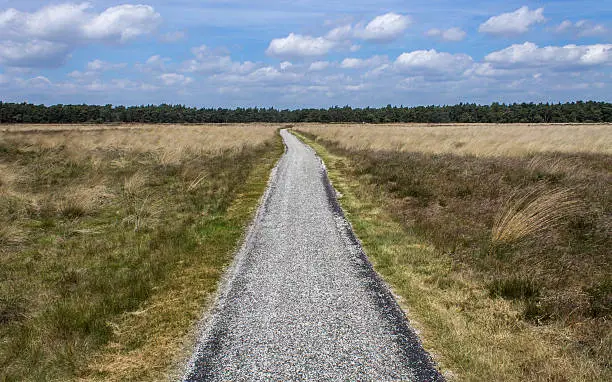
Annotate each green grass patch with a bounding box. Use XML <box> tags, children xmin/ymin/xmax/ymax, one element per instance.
<box><xmin>0</xmin><ymin>130</ymin><xmax>283</xmax><ymax>381</ymax></box>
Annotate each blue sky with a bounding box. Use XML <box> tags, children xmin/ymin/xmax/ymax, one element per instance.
<box><xmin>0</xmin><ymin>1</ymin><xmax>610</xmax><ymax>108</ymax></box>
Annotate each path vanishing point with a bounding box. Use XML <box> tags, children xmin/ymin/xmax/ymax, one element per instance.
<box><xmin>183</xmin><ymin>130</ymin><xmax>442</xmax><ymax>381</ymax></box>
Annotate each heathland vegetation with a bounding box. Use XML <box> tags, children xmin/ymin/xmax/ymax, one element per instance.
<box><xmin>0</xmin><ymin>125</ymin><xmax>282</xmax><ymax>380</ymax></box>
<box><xmin>293</xmin><ymin>124</ymin><xmax>611</xmax><ymax>381</ymax></box>
<box><xmin>1</xmin><ymin>101</ymin><xmax>612</xmax><ymax>124</ymax></box>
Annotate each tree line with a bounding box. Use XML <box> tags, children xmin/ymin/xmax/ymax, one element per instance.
<box><xmin>1</xmin><ymin>101</ymin><xmax>611</xmax><ymax>124</ymax></box>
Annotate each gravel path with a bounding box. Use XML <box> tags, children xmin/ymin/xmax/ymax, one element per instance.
<box><xmin>183</xmin><ymin>129</ymin><xmax>442</xmax><ymax>381</ymax></box>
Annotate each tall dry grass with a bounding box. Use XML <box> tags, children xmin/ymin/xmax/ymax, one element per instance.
<box><xmin>296</xmin><ymin>123</ymin><xmax>612</xmax><ymax>156</ymax></box>
<box><xmin>491</xmin><ymin>187</ymin><xmax>583</xmax><ymax>246</ymax></box>
<box><xmin>0</xmin><ymin>124</ymin><xmax>281</xmax><ymax>381</ymax></box>
<box><xmin>293</xmin><ymin>126</ymin><xmax>611</xmax><ymax>381</ymax></box>
<box><xmin>3</xmin><ymin>124</ymin><xmax>279</xmax><ymax>158</ymax></box>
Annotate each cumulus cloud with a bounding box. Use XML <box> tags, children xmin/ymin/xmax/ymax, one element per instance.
<box><xmin>182</xmin><ymin>45</ymin><xmax>257</xmax><ymax>74</ymax></box>
<box><xmin>266</xmin><ymin>12</ymin><xmax>410</xmax><ymax>61</ymax></box>
<box><xmin>280</xmin><ymin>61</ymin><xmax>293</xmax><ymax>70</ymax></box>
<box><xmin>340</xmin><ymin>55</ymin><xmax>388</xmax><ymax>69</ymax></box>
<box><xmin>160</xmin><ymin>31</ymin><xmax>186</xmax><ymax>43</ymax></box>
<box><xmin>555</xmin><ymin>20</ymin><xmax>608</xmax><ymax>37</ymax></box>
<box><xmin>87</xmin><ymin>59</ymin><xmax>127</xmax><ymax>71</ymax></box>
<box><xmin>326</xmin><ymin>25</ymin><xmax>353</xmax><ymax>41</ymax></box>
<box><xmin>266</xmin><ymin>33</ymin><xmax>336</xmax><ymax>58</ymax></box>
<box><xmin>356</xmin><ymin>12</ymin><xmax>411</xmax><ymax>42</ymax></box>
<box><xmin>309</xmin><ymin>61</ymin><xmax>330</xmax><ymax>71</ymax></box>
<box><xmin>214</xmin><ymin>66</ymin><xmax>302</xmax><ymax>85</ymax></box>
<box><xmin>0</xmin><ymin>40</ymin><xmax>70</xmax><ymax>67</ymax></box>
<box><xmin>479</xmin><ymin>6</ymin><xmax>545</xmax><ymax>36</ymax></box>
<box><xmin>138</xmin><ymin>55</ymin><xmax>172</xmax><ymax>72</ymax></box>
<box><xmin>485</xmin><ymin>42</ymin><xmax>612</xmax><ymax>68</ymax></box>
<box><xmin>0</xmin><ymin>3</ymin><xmax>161</xmax><ymax>67</ymax></box>
<box><xmin>425</xmin><ymin>27</ymin><xmax>466</xmax><ymax>42</ymax></box>
<box><xmin>25</xmin><ymin>75</ymin><xmax>53</xmax><ymax>88</ymax></box>
<box><xmin>83</xmin><ymin>5</ymin><xmax>161</xmax><ymax>42</ymax></box>
<box><xmin>158</xmin><ymin>73</ymin><xmax>193</xmax><ymax>86</ymax></box>
<box><xmin>0</xmin><ymin>3</ymin><xmax>161</xmax><ymax>43</ymax></box>
<box><xmin>395</xmin><ymin>49</ymin><xmax>474</xmax><ymax>75</ymax></box>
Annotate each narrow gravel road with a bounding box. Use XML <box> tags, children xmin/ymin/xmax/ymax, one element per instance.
<box><xmin>183</xmin><ymin>130</ymin><xmax>442</xmax><ymax>381</ymax></box>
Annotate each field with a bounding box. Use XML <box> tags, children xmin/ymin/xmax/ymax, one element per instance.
<box><xmin>0</xmin><ymin>124</ymin><xmax>283</xmax><ymax>380</ymax></box>
<box><xmin>294</xmin><ymin>124</ymin><xmax>611</xmax><ymax>381</ymax></box>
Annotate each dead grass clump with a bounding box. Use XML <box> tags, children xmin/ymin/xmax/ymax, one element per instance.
<box><xmin>0</xmin><ymin>225</ymin><xmax>27</xmax><ymax>249</ymax></box>
<box><xmin>491</xmin><ymin>187</ymin><xmax>583</xmax><ymax>247</ymax></box>
<box><xmin>58</xmin><ymin>185</ymin><xmax>114</xmax><ymax>218</ymax></box>
<box><xmin>155</xmin><ymin>148</ymin><xmax>185</xmax><ymax>167</ymax></box>
<box><xmin>123</xmin><ymin>172</ymin><xmax>147</xmax><ymax>198</ymax></box>
<box><xmin>526</xmin><ymin>155</ymin><xmax>577</xmax><ymax>175</ymax></box>
<box><xmin>122</xmin><ymin>195</ymin><xmax>163</xmax><ymax>232</ymax></box>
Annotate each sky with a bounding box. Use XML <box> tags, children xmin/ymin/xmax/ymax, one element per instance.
<box><xmin>0</xmin><ymin>1</ymin><xmax>610</xmax><ymax>108</ymax></box>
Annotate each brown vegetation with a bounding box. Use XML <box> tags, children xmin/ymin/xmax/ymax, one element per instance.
<box><xmin>293</xmin><ymin>124</ymin><xmax>611</xmax><ymax>381</ymax></box>
<box><xmin>297</xmin><ymin>123</ymin><xmax>612</xmax><ymax>156</ymax></box>
<box><xmin>0</xmin><ymin>124</ymin><xmax>282</xmax><ymax>380</ymax></box>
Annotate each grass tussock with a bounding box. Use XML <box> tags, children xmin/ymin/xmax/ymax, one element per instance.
<box><xmin>293</xmin><ymin>127</ymin><xmax>611</xmax><ymax>381</ymax></box>
<box><xmin>491</xmin><ymin>186</ymin><xmax>583</xmax><ymax>247</ymax></box>
<box><xmin>0</xmin><ymin>124</ymin><xmax>282</xmax><ymax>381</ymax></box>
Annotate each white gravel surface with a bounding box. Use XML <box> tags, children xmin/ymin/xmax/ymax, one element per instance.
<box><xmin>183</xmin><ymin>130</ymin><xmax>442</xmax><ymax>381</ymax></box>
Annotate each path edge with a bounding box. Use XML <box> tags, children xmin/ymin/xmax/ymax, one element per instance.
<box><xmin>290</xmin><ymin>129</ymin><xmax>444</xmax><ymax>381</ymax></box>
<box><xmin>179</xmin><ymin>129</ymin><xmax>289</xmax><ymax>380</ymax></box>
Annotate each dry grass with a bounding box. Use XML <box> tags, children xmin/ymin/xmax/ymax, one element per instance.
<box><xmin>297</xmin><ymin>123</ymin><xmax>612</xmax><ymax>156</ymax></box>
<box><xmin>0</xmin><ymin>124</ymin><xmax>282</xmax><ymax>381</ymax></box>
<box><xmin>293</xmin><ymin>126</ymin><xmax>611</xmax><ymax>381</ymax></box>
<box><xmin>2</xmin><ymin>123</ymin><xmax>278</xmax><ymax>155</ymax></box>
<box><xmin>491</xmin><ymin>187</ymin><xmax>583</xmax><ymax>246</ymax></box>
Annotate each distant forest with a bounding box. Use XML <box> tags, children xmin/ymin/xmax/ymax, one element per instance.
<box><xmin>1</xmin><ymin>101</ymin><xmax>611</xmax><ymax>124</ymax></box>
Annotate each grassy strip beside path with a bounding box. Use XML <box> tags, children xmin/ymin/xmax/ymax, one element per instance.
<box><xmin>0</xmin><ymin>128</ymin><xmax>283</xmax><ymax>381</ymax></box>
<box><xmin>291</xmin><ymin>130</ymin><xmax>610</xmax><ymax>381</ymax></box>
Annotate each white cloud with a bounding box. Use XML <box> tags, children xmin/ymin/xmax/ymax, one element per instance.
<box><xmin>479</xmin><ymin>6</ymin><xmax>545</xmax><ymax>36</ymax></box>
<box><xmin>87</xmin><ymin>59</ymin><xmax>126</xmax><ymax>71</ymax></box>
<box><xmin>309</xmin><ymin>61</ymin><xmax>330</xmax><ymax>71</ymax></box>
<box><xmin>395</xmin><ymin>49</ymin><xmax>474</xmax><ymax>74</ymax></box>
<box><xmin>215</xmin><ymin>66</ymin><xmax>302</xmax><ymax>85</ymax></box>
<box><xmin>485</xmin><ymin>42</ymin><xmax>612</xmax><ymax>68</ymax></box>
<box><xmin>280</xmin><ymin>61</ymin><xmax>293</xmax><ymax>70</ymax></box>
<box><xmin>266</xmin><ymin>12</ymin><xmax>410</xmax><ymax>60</ymax></box>
<box><xmin>346</xmin><ymin>84</ymin><xmax>365</xmax><ymax>91</ymax></box>
<box><xmin>340</xmin><ymin>55</ymin><xmax>388</xmax><ymax>69</ymax></box>
<box><xmin>356</xmin><ymin>12</ymin><xmax>411</xmax><ymax>42</ymax></box>
<box><xmin>158</xmin><ymin>73</ymin><xmax>193</xmax><ymax>86</ymax></box>
<box><xmin>425</xmin><ymin>27</ymin><xmax>466</xmax><ymax>42</ymax></box>
<box><xmin>0</xmin><ymin>3</ymin><xmax>89</xmax><ymax>41</ymax></box>
<box><xmin>0</xmin><ymin>40</ymin><xmax>70</xmax><ymax>67</ymax></box>
<box><xmin>83</xmin><ymin>5</ymin><xmax>161</xmax><ymax>42</ymax></box>
<box><xmin>182</xmin><ymin>45</ymin><xmax>257</xmax><ymax>74</ymax></box>
<box><xmin>147</xmin><ymin>55</ymin><xmax>171</xmax><ymax>67</ymax></box>
<box><xmin>0</xmin><ymin>3</ymin><xmax>161</xmax><ymax>68</ymax></box>
<box><xmin>326</xmin><ymin>25</ymin><xmax>353</xmax><ymax>41</ymax></box>
<box><xmin>266</xmin><ymin>33</ymin><xmax>336</xmax><ymax>58</ymax></box>
<box><xmin>464</xmin><ymin>62</ymin><xmax>520</xmax><ymax>78</ymax></box>
<box><xmin>0</xmin><ymin>3</ymin><xmax>161</xmax><ymax>43</ymax></box>
<box><xmin>136</xmin><ymin>55</ymin><xmax>172</xmax><ymax>73</ymax></box>
<box><xmin>555</xmin><ymin>20</ymin><xmax>608</xmax><ymax>37</ymax></box>
<box><xmin>160</xmin><ymin>31</ymin><xmax>186</xmax><ymax>43</ymax></box>
<box><xmin>24</xmin><ymin>75</ymin><xmax>52</xmax><ymax>88</ymax></box>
